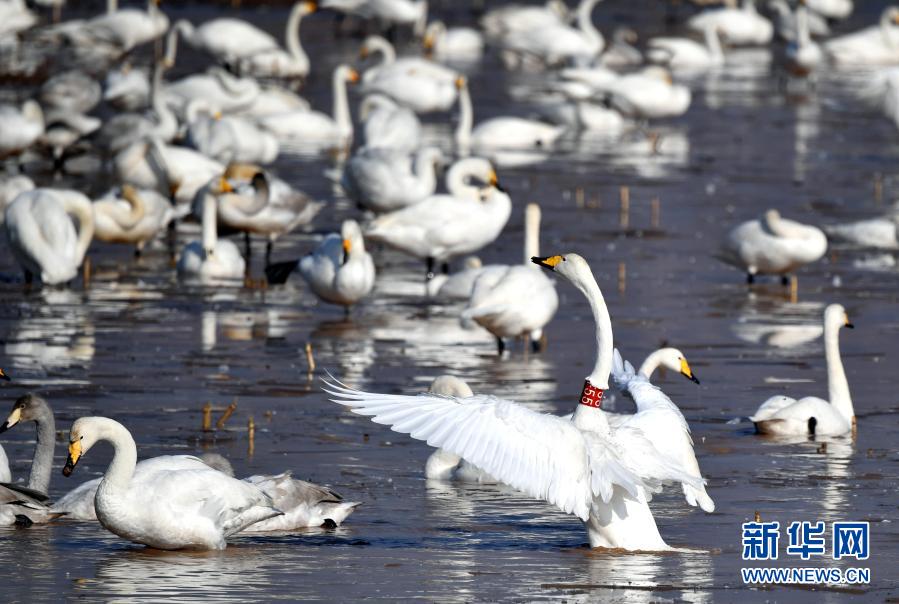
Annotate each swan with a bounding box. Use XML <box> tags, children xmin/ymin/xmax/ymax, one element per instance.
<box><xmin>480</xmin><ymin>0</ymin><xmax>568</xmax><ymax>40</ymax></box>
<box><xmin>255</xmin><ymin>65</ymin><xmax>357</xmax><ymax>150</ymax></box>
<box><xmin>0</xmin><ymin>100</ymin><xmax>43</xmax><ymax>158</ymax></box>
<box><xmin>165</xmin><ymin>68</ymin><xmax>260</xmax><ymax>119</ymax></box>
<box><xmin>0</xmin><ymin>174</ymin><xmax>35</xmax><ymax>221</ymax></box>
<box><xmin>171</xmin><ymin>13</ymin><xmax>279</xmax><ymax>64</ymax></box>
<box><xmin>461</xmin><ymin>203</ymin><xmax>558</xmax><ymax>353</ymax></box>
<box><xmin>535</xmin><ymin>99</ymin><xmax>625</xmax><ymax>135</ymax></box>
<box><xmin>236</xmin><ymin>85</ymin><xmax>311</xmax><ymax>118</ymax></box>
<box><xmin>40</xmin><ymin>70</ymin><xmax>100</xmax><ymax>115</ymax></box>
<box><xmin>455</xmin><ymin>76</ymin><xmax>566</xmax><ymax>157</ymax></box>
<box><xmin>687</xmin><ymin>0</ymin><xmax>773</xmax><ymax>46</ymax></box>
<box><xmin>750</xmin><ymin>304</ymin><xmax>855</xmax><ymax>436</ymax></box>
<box><xmin>423</xmin><ymin>21</ymin><xmax>484</xmax><ymax>62</ymax></box>
<box><xmin>215</xmin><ymin>165</ymin><xmax>323</xmax><ymax>261</ymax></box>
<box><xmin>770</xmin><ymin>0</ymin><xmax>829</xmax><ymax>42</ymax></box>
<box><xmin>104</xmin><ymin>62</ymin><xmax>150</xmax><ymax>111</ymax></box>
<box><xmin>647</xmin><ymin>26</ymin><xmax>724</xmax><ymax>70</ymax></box>
<box><xmin>824</xmin><ymin>7</ymin><xmax>899</xmax><ymax>66</ymax></box>
<box><xmin>185</xmin><ymin>101</ymin><xmax>280</xmax><ymax>165</ymax></box>
<box><xmin>365</xmin><ymin>157</ymin><xmax>511</xmax><ymax>279</ymax></box>
<box><xmin>359</xmin><ymin>94</ymin><xmax>422</xmax><ymax>152</ymax></box>
<box><xmin>806</xmin><ymin>0</ymin><xmax>852</xmax><ymax>19</ymax></box>
<box><xmin>62</xmin><ymin>416</ymin><xmax>281</xmax><ymax>549</ymax></box>
<box><xmin>427</xmin><ymin>256</ymin><xmax>507</xmax><ymax>300</ymax></box>
<box><xmin>177</xmin><ymin>178</ymin><xmax>246</xmax><ymax>282</ymax></box>
<box><xmin>342</xmin><ymin>146</ymin><xmax>442</xmax><ymax>213</ymax></box>
<box><xmin>241</xmin><ymin>473</ymin><xmax>360</xmax><ymax>530</ymax></box>
<box><xmin>92</xmin><ymin>185</ymin><xmax>175</xmax><ymax>253</ymax></box>
<box><xmin>786</xmin><ymin>1</ymin><xmax>823</xmax><ymax>76</ymax></box>
<box><xmin>325</xmin><ymin>252</ymin><xmax>706</xmax><ymax>551</ymax></box>
<box><xmin>333</xmin><ymin>0</ymin><xmax>427</xmax><ymax>34</ymax></box>
<box><xmin>824</xmin><ymin>213</ymin><xmax>899</xmax><ymax>250</ymax></box>
<box><xmin>359</xmin><ymin>36</ymin><xmax>459</xmax><ymax>113</ymax></box>
<box><xmin>598</xmin><ymin>27</ymin><xmax>642</xmax><ymax>68</ymax></box>
<box><xmin>721</xmin><ymin>209</ymin><xmax>827</xmax><ymax>283</ymax></box>
<box><xmin>115</xmin><ymin>139</ymin><xmax>224</xmax><ymax>207</ymax></box>
<box><xmin>0</xmin><ymin>369</ymin><xmax>8</xmax><ymax>484</ymax></box>
<box><xmin>604</xmin><ymin>67</ymin><xmax>691</xmax><ymax>119</ymax></box>
<box><xmin>234</xmin><ymin>1</ymin><xmax>317</xmax><ymax>79</ymax></box>
<box><xmin>0</xmin><ymin>0</ymin><xmax>36</xmax><ymax>37</ymax></box>
<box><xmin>62</xmin><ymin>0</ymin><xmax>169</xmax><ymax>57</ymax></box>
<box><xmin>4</xmin><ymin>188</ymin><xmax>94</xmax><ymax>285</ymax></box>
<box><xmin>498</xmin><ymin>0</ymin><xmax>604</xmax><ymax>67</ymax></box>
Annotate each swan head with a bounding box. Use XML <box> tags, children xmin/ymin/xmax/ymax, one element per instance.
<box><xmin>531</xmin><ymin>252</ymin><xmax>590</xmax><ymax>279</ymax></box>
<box><xmin>824</xmin><ymin>303</ymin><xmax>854</xmax><ymax>331</ymax></box>
<box><xmin>303</xmin><ymin>0</ymin><xmax>317</xmax><ymax>14</ymax></box>
<box><xmin>455</xmin><ymin>75</ymin><xmax>467</xmax><ymax>91</ymax></box>
<box><xmin>655</xmin><ymin>348</ymin><xmax>701</xmax><ymax>384</ymax></box>
<box><xmin>341</xmin><ymin>220</ymin><xmax>365</xmax><ymax>259</ymax></box>
<box><xmin>1</xmin><ymin>393</ymin><xmax>50</xmax><ymax>432</ymax></box>
<box><xmin>428</xmin><ymin>375</ymin><xmax>474</xmax><ymax>398</ymax></box>
<box><xmin>423</xmin><ymin>21</ymin><xmax>445</xmax><ymax>53</ymax></box>
<box><xmin>63</xmin><ymin>417</ymin><xmax>104</xmax><ymax>477</ymax></box>
<box><xmin>0</xmin><ymin>368</ymin><xmax>8</xmax><ymax>382</ymax></box>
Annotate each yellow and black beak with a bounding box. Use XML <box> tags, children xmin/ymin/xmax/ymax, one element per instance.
<box><xmin>0</xmin><ymin>407</ymin><xmax>21</xmax><ymax>433</ymax></box>
<box><xmin>0</xmin><ymin>367</ymin><xmax>9</xmax><ymax>381</ymax></box>
<box><xmin>844</xmin><ymin>314</ymin><xmax>854</xmax><ymax>329</ymax></box>
<box><xmin>455</xmin><ymin>75</ymin><xmax>466</xmax><ymax>90</ymax></box>
<box><xmin>348</xmin><ymin>68</ymin><xmax>360</xmax><ymax>83</ymax></box>
<box><xmin>531</xmin><ymin>255</ymin><xmax>564</xmax><ymax>271</ymax></box>
<box><xmin>304</xmin><ymin>0</ymin><xmax>317</xmax><ymax>12</ymax></box>
<box><xmin>219</xmin><ymin>176</ymin><xmax>233</xmax><ymax>194</ymax></box>
<box><xmin>680</xmin><ymin>358</ymin><xmax>700</xmax><ymax>385</ymax></box>
<box><xmin>62</xmin><ymin>440</ymin><xmax>82</xmax><ymax>477</ymax></box>
<box><xmin>488</xmin><ymin>169</ymin><xmax>506</xmax><ymax>193</ymax></box>
<box><xmin>342</xmin><ymin>238</ymin><xmax>352</xmax><ymax>264</ymax></box>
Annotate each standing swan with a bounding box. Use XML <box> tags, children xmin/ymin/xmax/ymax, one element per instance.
<box><xmin>750</xmin><ymin>304</ymin><xmax>855</xmax><ymax>436</ymax></box>
<box><xmin>5</xmin><ymin>189</ymin><xmax>94</xmax><ymax>285</ymax></box>
<box><xmin>326</xmin><ymin>253</ymin><xmax>705</xmax><ymax>551</ymax></box>
<box><xmin>62</xmin><ymin>417</ymin><xmax>281</xmax><ymax>550</ymax></box>
<box><xmin>342</xmin><ymin>146</ymin><xmax>442</xmax><ymax>213</ymax></box>
<box><xmin>177</xmin><ymin>179</ymin><xmax>246</xmax><ymax>282</ymax></box>
<box><xmin>236</xmin><ymin>1</ymin><xmax>318</xmax><ymax>79</ymax></box>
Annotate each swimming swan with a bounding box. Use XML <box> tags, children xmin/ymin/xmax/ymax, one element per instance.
<box><xmin>61</xmin><ymin>416</ymin><xmax>281</xmax><ymax>549</ymax></box>
<box><xmin>750</xmin><ymin>304</ymin><xmax>855</xmax><ymax>436</ymax></box>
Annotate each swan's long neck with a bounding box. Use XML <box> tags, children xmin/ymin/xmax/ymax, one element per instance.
<box><xmin>151</xmin><ymin>63</ymin><xmax>176</xmax><ymax>138</ymax></box>
<box><xmin>202</xmin><ymin>188</ymin><xmax>218</xmax><ymax>256</ymax></box>
<box><xmin>413</xmin><ymin>150</ymin><xmax>439</xmax><ymax>193</ymax></box>
<box><xmin>371</xmin><ymin>37</ymin><xmax>396</xmax><ymax>64</ymax></box>
<box><xmin>107</xmin><ymin>0</ymin><xmax>117</xmax><ymax>13</ymax></box>
<box><xmin>571</xmin><ymin>265</ymin><xmax>613</xmax><ymax>431</ymax></box>
<box><xmin>825</xmin><ymin>321</ymin><xmax>853</xmax><ymax>422</ymax></box>
<box><xmin>455</xmin><ymin>83</ymin><xmax>472</xmax><ymax>155</ymax></box>
<box><xmin>28</xmin><ymin>404</ymin><xmax>56</xmax><ymax>494</ymax></box>
<box><xmin>764</xmin><ymin>210</ymin><xmax>806</xmax><ymax>239</ymax></box>
<box><xmin>168</xmin><ymin>21</ymin><xmax>193</xmax><ymax>67</ymax></box>
<box><xmin>61</xmin><ymin>195</ymin><xmax>94</xmax><ymax>265</ymax></box>
<box><xmin>119</xmin><ymin>187</ymin><xmax>146</xmax><ymax>229</ymax></box>
<box><xmin>524</xmin><ymin>204</ymin><xmax>541</xmax><ymax>265</ymax></box>
<box><xmin>286</xmin><ymin>2</ymin><xmax>308</xmax><ymax>63</ymax></box>
<box><xmin>98</xmin><ymin>419</ymin><xmax>138</xmax><ymax>490</ymax></box>
<box><xmin>333</xmin><ymin>70</ymin><xmax>353</xmax><ymax>142</ymax></box>
<box><xmin>880</xmin><ymin>9</ymin><xmax>898</xmax><ymax>50</ymax></box>
<box><xmin>797</xmin><ymin>4</ymin><xmax>811</xmax><ymax>47</ymax></box>
<box><xmin>637</xmin><ymin>349</ymin><xmax>665</xmax><ymax>379</ymax></box>
<box><xmin>705</xmin><ymin>25</ymin><xmax>724</xmax><ymax>60</ymax></box>
<box><xmin>577</xmin><ymin>0</ymin><xmax>602</xmax><ymax>47</ymax></box>
<box><xmin>445</xmin><ymin>159</ymin><xmax>480</xmax><ymax>199</ymax></box>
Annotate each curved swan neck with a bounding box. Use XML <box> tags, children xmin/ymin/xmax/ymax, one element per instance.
<box><xmin>167</xmin><ymin>22</ymin><xmax>192</xmax><ymax>67</ymax></box>
<box><xmin>151</xmin><ymin>63</ymin><xmax>176</xmax><ymax>138</ymax></box>
<box><xmin>445</xmin><ymin>159</ymin><xmax>482</xmax><ymax>198</ymax></box>
<box><xmin>286</xmin><ymin>2</ymin><xmax>309</xmax><ymax>63</ymax></box>
<box><xmin>573</xmin><ymin>266</ymin><xmax>613</xmax><ymax>388</ymax></box>
<box><xmin>455</xmin><ymin>81</ymin><xmax>472</xmax><ymax>155</ymax></box>
<box><xmin>333</xmin><ymin>68</ymin><xmax>353</xmax><ymax>141</ymax></box>
<box><xmin>369</xmin><ymin>37</ymin><xmax>396</xmax><ymax>63</ymax></box>
<box><xmin>28</xmin><ymin>401</ymin><xmax>56</xmax><ymax>494</ymax></box>
<box><xmin>413</xmin><ymin>149</ymin><xmax>440</xmax><ymax>191</ymax></box>
<box><xmin>95</xmin><ymin>419</ymin><xmax>138</xmax><ymax>490</ymax></box>
<box><xmin>120</xmin><ymin>186</ymin><xmax>147</xmax><ymax>229</ymax></box>
<box><xmin>232</xmin><ymin>175</ymin><xmax>270</xmax><ymax>216</ymax></box>
<box><xmin>825</xmin><ymin>319</ymin><xmax>853</xmax><ymax>422</ymax></box>
<box><xmin>202</xmin><ymin>188</ymin><xmax>218</xmax><ymax>255</ymax></box>
<box><xmin>524</xmin><ymin>204</ymin><xmax>541</xmax><ymax>265</ymax></box>
<box><xmin>577</xmin><ymin>0</ymin><xmax>602</xmax><ymax>46</ymax></box>
<box><xmin>637</xmin><ymin>349</ymin><xmax>665</xmax><ymax>379</ymax></box>
<box><xmin>61</xmin><ymin>195</ymin><xmax>94</xmax><ymax>265</ymax></box>
<box><xmin>705</xmin><ymin>26</ymin><xmax>723</xmax><ymax>59</ymax></box>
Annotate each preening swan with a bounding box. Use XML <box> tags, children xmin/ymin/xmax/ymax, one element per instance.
<box><xmin>751</xmin><ymin>304</ymin><xmax>855</xmax><ymax>436</ymax></box>
<box><xmin>0</xmin><ymin>100</ymin><xmax>44</xmax><ymax>158</ymax></box>
<box><xmin>365</xmin><ymin>157</ymin><xmax>511</xmax><ymax>279</ymax></box>
<box><xmin>177</xmin><ymin>178</ymin><xmax>246</xmax><ymax>282</ymax></box>
<box><xmin>326</xmin><ymin>252</ymin><xmax>705</xmax><ymax>551</ymax></box>
<box><xmin>165</xmin><ymin>68</ymin><xmax>260</xmax><ymax>118</ymax></box>
<box><xmin>342</xmin><ymin>146</ymin><xmax>442</xmax><ymax>213</ymax></box>
<box><xmin>687</xmin><ymin>0</ymin><xmax>773</xmax><ymax>46</ymax></box>
<box><xmin>722</xmin><ymin>209</ymin><xmax>827</xmax><ymax>283</ymax></box>
<box><xmin>171</xmin><ymin>9</ymin><xmax>280</xmax><ymax>63</ymax></box>
<box><xmin>92</xmin><ymin>185</ymin><xmax>174</xmax><ymax>253</ymax></box>
<box><xmin>4</xmin><ymin>188</ymin><xmax>94</xmax><ymax>285</ymax></box>
<box><xmin>0</xmin><ymin>175</ymin><xmax>35</xmax><ymax>220</ymax></box>
<box><xmin>241</xmin><ymin>473</ymin><xmax>360</xmax><ymax>531</ymax></box>
<box><xmin>605</xmin><ymin>67</ymin><xmax>691</xmax><ymax>119</ymax></box>
<box><xmin>462</xmin><ymin>203</ymin><xmax>558</xmax><ymax>353</ymax></box>
<box><xmin>824</xmin><ymin>7</ymin><xmax>899</xmax><ymax>66</ymax></box>
<box><xmin>359</xmin><ymin>94</ymin><xmax>422</xmax><ymax>152</ymax></box>
<box><xmin>62</xmin><ymin>416</ymin><xmax>281</xmax><ymax>550</ymax></box>
<box><xmin>824</xmin><ymin>213</ymin><xmax>899</xmax><ymax>250</ymax></box>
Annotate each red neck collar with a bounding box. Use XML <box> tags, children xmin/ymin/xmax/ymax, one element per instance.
<box><xmin>579</xmin><ymin>380</ymin><xmax>604</xmax><ymax>408</ymax></box>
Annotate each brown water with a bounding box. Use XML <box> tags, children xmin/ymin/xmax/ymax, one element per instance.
<box><xmin>1</xmin><ymin>1</ymin><xmax>898</xmax><ymax>602</ymax></box>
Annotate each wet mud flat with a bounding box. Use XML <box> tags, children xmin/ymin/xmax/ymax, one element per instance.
<box><xmin>1</xmin><ymin>1</ymin><xmax>898</xmax><ymax>602</ymax></box>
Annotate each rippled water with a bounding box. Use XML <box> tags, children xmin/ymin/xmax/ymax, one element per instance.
<box><xmin>1</xmin><ymin>1</ymin><xmax>898</xmax><ymax>601</ymax></box>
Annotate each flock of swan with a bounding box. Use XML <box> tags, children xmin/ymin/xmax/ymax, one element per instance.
<box><xmin>0</xmin><ymin>0</ymin><xmax>888</xmax><ymax>554</ymax></box>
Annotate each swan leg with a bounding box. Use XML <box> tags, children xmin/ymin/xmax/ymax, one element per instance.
<box><xmin>426</xmin><ymin>257</ymin><xmax>435</xmax><ymax>281</ymax></box>
<box><xmin>265</xmin><ymin>241</ymin><xmax>273</xmax><ymax>267</ymax></box>
<box><xmin>441</xmin><ymin>262</ymin><xmax>450</xmax><ymax>275</ymax></box>
<box><xmin>244</xmin><ymin>232</ymin><xmax>252</xmax><ymax>258</ymax></box>
<box><xmin>23</xmin><ymin>269</ymin><xmax>33</xmax><ymax>285</ymax></box>
<box><xmin>746</xmin><ymin>272</ymin><xmax>755</xmax><ymax>285</ymax></box>
<box><xmin>496</xmin><ymin>337</ymin><xmax>505</xmax><ymax>355</ymax></box>
<box><xmin>781</xmin><ymin>274</ymin><xmax>790</xmax><ymax>286</ymax></box>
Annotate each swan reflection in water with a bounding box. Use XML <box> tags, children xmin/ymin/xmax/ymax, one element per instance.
<box><xmin>728</xmin><ymin>292</ymin><xmax>824</xmax><ymax>352</ymax></box>
<box><xmin>201</xmin><ymin>309</ymin><xmax>290</xmax><ymax>353</ymax></box>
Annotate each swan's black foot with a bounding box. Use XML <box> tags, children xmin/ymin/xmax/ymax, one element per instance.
<box><xmin>808</xmin><ymin>416</ymin><xmax>818</xmax><ymax>435</ymax></box>
<box><xmin>781</xmin><ymin>275</ymin><xmax>791</xmax><ymax>286</ymax></box>
<box><xmin>441</xmin><ymin>262</ymin><xmax>450</xmax><ymax>275</ymax></box>
<box><xmin>14</xmin><ymin>515</ymin><xmax>33</xmax><ymax>528</ymax></box>
<box><xmin>746</xmin><ymin>273</ymin><xmax>755</xmax><ymax>285</ymax></box>
<box><xmin>531</xmin><ymin>333</ymin><xmax>547</xmax><ymax>353</ymax></box>
<box><xmin>496</xmin><ymin>337</ymin><xmax>505</xmax><ymax>355</ymax></box>
<box><xmin>321</xmin><ymin>518</ymin><xmax>338</xmax><ymax>529</ymax></box>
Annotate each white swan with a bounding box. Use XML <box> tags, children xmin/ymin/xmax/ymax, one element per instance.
<box><xmin>0</xmin><ymin>0</ymin><xmax>36</xmax><ymax>37</ymax></box>
<box><xmin>807</xmin><ymin>0</ymin><xmax>853</xmax><ymax>20</ymax></box>
<box><xmin>647</xmin><ymin>26</ymin><xmax>724</xmax><ymax>70</ymax></box>
<box><xmin>359</xmin><ymin>36</ymin><xmax>459</xmax><ymax>113</ymax></box>
<box><xmin>770</xmin><ymin>0</ymin><xmax>829</xmax><ymax>42</ymax></box>
<box><xmin>171</xmin><ymin>10</ymin><xmax>280</xmax><ymax>63</ymax></box>
<box><xmin>424</xmin><ymin>21</ymin><xmax>484</xmax><ymax>62</ymax></box>
<box><xmin>824</xmin><ymin>6</ymin><xmax>899</xmax><ymax>66</ymax></box>
<box><xmin>255</xmin><ymin>65</ymin><xmax>357</xmax><ymax>150</ymax></box>
<box><xmin>342</xmin><ymin>146</ymin><xmax>442</xmax><ymax>213</ymax></box>
<box><xmin>498</xmin><ymin>0</ymin><xmax>604</xmax><ymax>67</ymax></box>
<box><xmin>605</xmin><ymin>67</ymin><xmax>691</xmax><ymax>119</ymax></box>
<box><xmin>326</xmin><ymin>252</ymin><xmax>705</xmax><ymax>551</ymax></box>
<box><xmin>242</xmin><ymin>473</ymin><xmax>360</xmax><ymax>531</ymax></box>
<box><xmin>598</xmin><ymin>27</ymin><xmax>642</xmax><ymax>68</ymax></box>
<box><xmin>687</xmin><ymin>0</ymin><xmax>773</xmax><ymax>46</ymax></box>
<box><xmin>0</xmin><ymin>174</ymin><xmax>34</xmax><ymax>221</ymax></box>
<box><xmin>359</xmin><ymin>94</ymin><xmax>422</xmax><ymax>152</ymax></box>
<box><xmin>237</xmin><ymin>85</ymin><xmax>311</xmax><ymax>118</ymax></box>
<box><xmin>455</xmin><ymin>76</ymin><xmax>566</xmax><ymax>157</ymax></box>
<box><xmin>750</xmin><ymin>304</ymin><xmax>855</xmax><ymax>436</ymax></box>
<box><xmin>165</xmin><ymin>68</ymin><xmax>260</xmax><ymax>119</ymax></box>
<box><xmin>92</xmin><ymin>185</ymin><xmax>174</xmax><ymax>253</ymax></box>
<box><xmin>104</xmin><ymin>62</ymin><xmax>150</xmax><ymax>111</ymax></box>
<box><xmin>62</xmin><ymin>416</ymin><xmax>280</xmax><ymax>549</ymax></box>
<box><xmin>824</xmin><ymin>213</ymin><xmax>899</xmax><ymax>250</ymax></box>
<box><xmin>234</xmin><ymin>1</ymin><xmax>317</xmax><ymax>79</ymax></box>
<box><xmin>63</xmin><ymin>0</ymin><xmax>168</xmax><ymax>57</ymax></box>
<box><xmin>786</xmin><ymin>1</ymin><xmax>823</xmax><ymax>75</ymax></box>
<box><xmin>0</xmin><ymin>100</ymin><xmax>43</xmax><ymax>158</ymax></box>
<box><xmin>480</xmin><ymin>1</ymin><xmax>568</xmax><ymax>40</ymax></box>
<box><xmin>40</xmin><ymin>70</ymin><xmax>100</xmax><ymax>115</ymax></box>
<box><xmin>177</xmin><ymin>179</ymin><xmax>246</xmax><ymax>282</ymax></box>
<box><xmin>722</xmin><ymin>209</ymin><xmax>828</xmax><ymax>283</ymax></box>
<box><xmin>4</xmin><ymin>189</ymin><xmax>93</xmax><ymax>285</ymax></box>
<box><xmin>185</xmin><ymin>101</ymin><xmax>280</xmax><ymax>165</ymax></box>
<box><xmin>365</xmin><ymin>157</ymin><xmax>511</xmax><ymax>278</ymax></box>
<box><xmin>462</xmin><ymin>203</ymin><xmax>558</xmax><ymax>353</ymax></box>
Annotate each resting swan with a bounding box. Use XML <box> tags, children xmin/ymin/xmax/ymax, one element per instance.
<box><xmin>359</xmin><ymin>94</ymin><xmax>422</xmax><ymax>152</ymax></box>
<box><xmin>177</xmin><ymin>178</ymin><xmax>246</xmax><ymax>282</ymax></box>
<box><xmin>4</xmin><ymin>189</ymin><xmax>94</xmax><ymax>285</ymax></box>
<box><xmin>722</xmin><ymin>209</ymin><xmax>827</xmax><ymax>283</ymax></box>
<box><xmin>824</xmin><ymin>7</ymin><xmax>899</xmax><ymax>66</ymax></box>
<box><xmin>498</xmin><ymin>0</ymin><xmax>604</xmax><ymax>67</ymax></box>
<box><xmin>92</xmin><ymin>185</ymin><xmax>175</xmax><ymax>253</ymax></box>
<box><xmin>751</xmin><ymin>304</ymin><xmax>855</xmax><ymax>436</ymax></box>
<box><xmin>185</xmin><ymin>100</ymin><xmax>280</xmax><ymax>165</ymax></box>
<box><xmin>423</xmin><ymin>21</ymin><xmax>484</xmax><ymax>62</ymax></box>
<box><xmin>342</xmin><ymin>146</ymin><xmax>442</xmax><ymax>213</ymax></box>
<box><xmin>0</xmin><ymin>100</ymin><xmax>44</xmax><ymax>158</ymax></box>
<box><xmin>62</xmin><ymin>416</ymin><xmax>281</xmax><ymax>549</ymax></box>
<box><xmin>647</xmin><ymin>26</ymin><xmax>724</xmax><ymax>70</ymax></box>
<box><xmin>326</xmin><ymin>252</ymin><xmax>705</xmax><ymax>551</ymax></box>
<box><xmin>687</xmin><ymin>0</ymin><xmax>773</xmax><ymax>46</ymax></box>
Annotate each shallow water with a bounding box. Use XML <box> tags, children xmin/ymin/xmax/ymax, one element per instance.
<box><xmin>1</xmin><ymin>1</ymin><xmax>899</xmax><ymax>602</ymax></box>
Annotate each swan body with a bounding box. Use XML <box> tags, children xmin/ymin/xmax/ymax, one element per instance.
<box><xmin>647</xmin><ymin>26</ymin><xmax>724</xmax><ymax>70</ymax></box>
<box><xmin>115</xmin><ymin>139</ymin><xmax>224</xmax><ymax>207</ymax></box>
<box><xmin>328</xmin><ymin>253</ymin><xmax>706</xmax><ymax>551</ymax></box>
<box><xmin>297</xmin><ymin>220</ymin><xmax>376</xmax><ymax>307</ymax></box>
<box><xmin>178</xmin><ymin>179</ymin><xmax>245</xmax><ymax>282</ymax></box>
<box><xmin>770</xmin><ymin>0</ymin><xmax>829</xmax><ymax>42</ymax></box>
<box><xmin>241</xmin><ymin>473</ymin><xmax>360</xmax><ymax>531</ymax></box>
<box><xmin>536</xmin><ymin>100</ymin><xmax>625</xmax><ymax>134</ymax></box>
<box><xmin>0</xmin><ymin>0</ymin><xmax>36</xmax><ymax>37</ymax></box>
<box><xmin>806</xmin><ymin>0</ymin><xmax>852</xmax><ymax>20</ymax></box>
<box><xmin>4</xmin><ymin>189</ymin><xmax>93</xmax><ymax>285</ymax></box>
<box><xmin>428</xmin><ymin>257</ymin><xmax>508</xmax><ymax>300</ymax></box>
<box><xmin>342</xmin><ymin>146</ymin><xmax>441</xmax><ymax>213</ymax></box>
<box><xmin>172</xmin><ymin>18</ymin><xmax>278</xmax><ymax>63</ymax></box>
<box><xmin>722</xmin><ymin>209</ymin><xmax>827</xmax><ymax>278</ymax></box>
<box><xmin>424</xmin><ymin>21</ymin><xmax>484</xmax><ymax>62</ymax></box>
<box><xmin>0</xmin><ymin>175</ymin><xmax>35</xmax><ymax>221</ymax></box>
<box><xmin>186</xmin><ymin>104</ymin><xmax>280</xmax><ymax>165</ymax></box>
<box><xmin>687</xmin><ymin>0</ymin><xmax>773</xmax><ymax>46</ymax></box>
<box><xmin>751</xmin><ymin>304</ymin><xmax>855</xmax><ymax>436</ymax></box>
<box><xmin>824</xmin><ymin>216</ymin><xmax>899</xmax><ymax>250</ymax></box>
<box><xmin>359</xmin><ymin>94</ymin><xmax>422</xmax><ymax>152</ymax></box>
<box><xmin>92</xmin><ymin>186</ymin><xmax>174</xmax><ymax>250</ymax></box>
<box><xmin>65</xmin><ymin>3</ymin><xmax>169</xmax><ymax>56</ymax></box>
<box><xmin>786</xmin><ymin>3</ymin><xmax>823</xmax><ymax>75</ymax></box>
<box><xmin>40</xmin><ymin>70</ymin><xmax>100</xmax><ymax>115</ymax></box>
<box><xmin>499</xmin><ymin>0</ymin><xmax>604</xmax><ymax>67</ymax></box>
<box><xmin>62</xmin><ymin>417</ymin><xmax>280</xmax><ymax>550</ymax></box>
<box><xmin>104</xmin><ymin>63</ymin><xmax>151</xmax><ymax>111</ymax></box>
<box><xmin>233</xmin><ymin>1</ymin><xmax>316</xmax><ymax>79</ymax></box>
<box><xmin>237</xmin><ymin>85</ymin><xmax>311</xmax><ymax>118</ymax></box>
<box><xmin>165</xmin><ymin>68</ymin><xmax>261</xmax><ymax>118</ymax></box>
<box><xmin>824</xmin><ymin>7</ymin><xmax>899</xmax><ymax>66</ymax></box>
<box><xmin>606</xmin><ymin>67</ymin><xmax>691</xmax><ymax>119</ymax></box>
<box><xmin>365</xmin><ymin>158</ymin><xmax>511</xmax><ymax>266</ymax></box>
<box><xmin>598</xmin><ymin>28</ymin><xmax>642</xmax><ymax>68</ymax></box>
<box><xmin>480</xmin><ymin>1</ymin><xmax>568</xmax><ymax>39</ymax></box>
<box><xmin>0</xmin><ymin>100</ymin><xmax>44</xmax><ymax>158</ymax></box>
